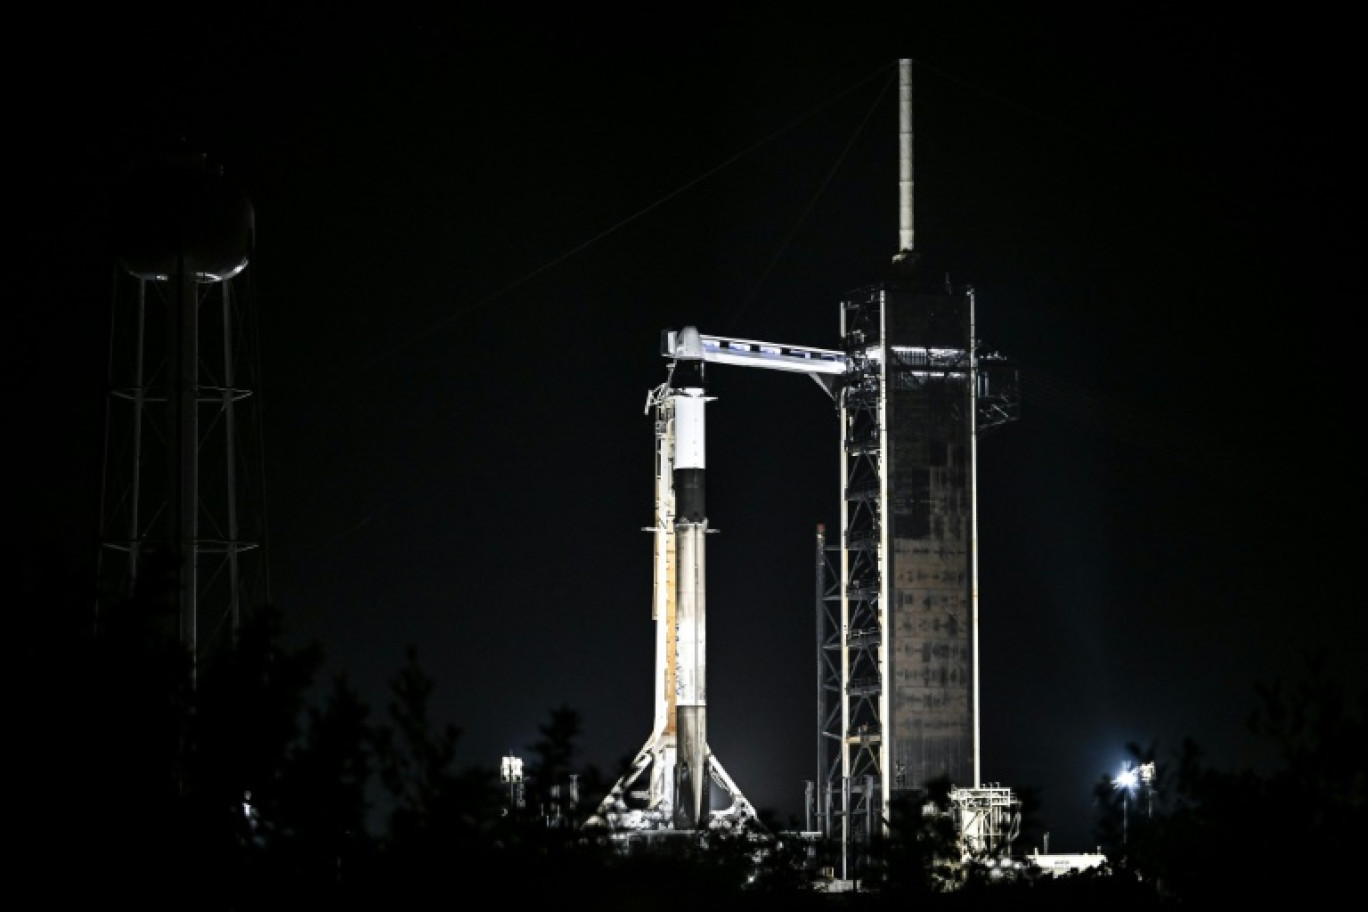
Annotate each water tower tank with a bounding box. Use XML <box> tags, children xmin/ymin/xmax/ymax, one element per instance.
<box><xmin>115</xmin><ymin>150</ymin><xmax>254</xmax><ymax>282</ymax></box>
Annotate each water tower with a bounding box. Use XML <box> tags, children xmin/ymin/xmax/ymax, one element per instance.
<box><xmin>96</xmin><ymin>149</ymin><xmax>267</xmax><ymax>672</ymax></box>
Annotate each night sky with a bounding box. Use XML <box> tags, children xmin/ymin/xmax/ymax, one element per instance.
<box><xmin>13</xmin><ymin>10</ymin><xmax>1363</xmax><ymax>851</ymax></box>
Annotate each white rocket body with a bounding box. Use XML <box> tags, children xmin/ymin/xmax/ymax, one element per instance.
<box><xmin>585</xmin><ymin>326</ymin><xmax>761</xmax><ymax>834</ymax></box>
<box><xmin>671</xmin><ymin>328</ymin><xmax>710</xmax><ymax>828</ymax></box>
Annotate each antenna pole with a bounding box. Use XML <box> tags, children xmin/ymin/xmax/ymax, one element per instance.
<box><xmin>897</xmin><ymin>59</ymin><xmax>914</xmax><ymax>259</ymax></box>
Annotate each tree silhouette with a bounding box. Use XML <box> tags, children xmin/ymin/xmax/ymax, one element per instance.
<box><xmin>270</xmin><ymin>670</ymin><xmax>377</xmax><ymax>896</ymax></box>
<box><xmin>1089</xmin><ymin>650</ymin><xmax>1363</xmax><ymax>905</ymax></box>
<box><xmin>1090</xmin><ymin>739</ymin><xmax>1161</xmax><ymax>870</ymax></box>
<box><xmin>523</xmin><ymin>702</ymin><xmax>584</xmax><ymax>828</ymax></box>
<box><xmin>865</xmin><ymin>777</ymin><xmax>964</xmax><ymax>897</ymax></box>
<box><xmin>371</xmin><ymin>645</ymin><xmax>503</xmax><ymax>883</ymax></box>
<box><xmin>24</xmin><ymin>547</ymin><xmax>198</xmax><ymax>905</ymax></box>
<box><xmin>22</xmin><ymin>540</ymin><xmax>1361</xmax><ymax>908</ymax></box>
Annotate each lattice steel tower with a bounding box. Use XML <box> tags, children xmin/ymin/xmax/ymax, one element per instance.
<box><xmin>812</xmin><ymin>60</ymin><xmax>1019</xmax><ymax>869</ymax></box>
<box><xmin>96</xmin><ymin>149</ymin><xmax>267</xmax><ymax>673</ymax></box>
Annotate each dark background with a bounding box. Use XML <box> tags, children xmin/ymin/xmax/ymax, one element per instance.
<box><xmin>12</xmin><ymin>8</ymin><xmax>1363</xmax><ymax>851</ymax></box>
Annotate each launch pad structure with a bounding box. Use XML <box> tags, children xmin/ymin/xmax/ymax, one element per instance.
<box><xmin>585</xmin><ymin>60</ymin><xmax>1023</xmax><ymax>870</ymax></box>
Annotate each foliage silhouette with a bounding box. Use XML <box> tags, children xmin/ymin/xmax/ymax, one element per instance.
<box><xmin>20</xmin><ymin>544</ymin><xmax>1361</xmax><ymax>908</ymax></box>
<box><xmin>1140</xmin><ymin>650</ymin><xmax>1364</xmax><ymax>904</ymax></box>
<box><xmin>1084</xmin><ymin>649</ymin><xmax>1364</xmax><ymax>904</ymax></box>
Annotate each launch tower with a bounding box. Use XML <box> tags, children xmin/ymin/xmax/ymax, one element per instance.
<box><xmin>586</xmin><ymin>61</ymin><xmax>1021</xmax><ymax>865</ymax></box>
<box><xmin>812</xmin><ymin>60</ymin><xmax>1020</xmax><ymax>871</ymax></box>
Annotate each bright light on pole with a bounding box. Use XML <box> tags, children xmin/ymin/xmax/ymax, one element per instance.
<box><xmin>1113</xmin><ymin>763</ymin><xmax>1138</xmax><ymax>847</ymax></box>
<box><xmin>1112</xmin><ymin>760</ymin><xmax>1156</xmax><ymax>849</ymax></box>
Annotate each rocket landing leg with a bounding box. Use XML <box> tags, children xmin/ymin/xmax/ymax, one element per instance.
<box><xmin>584</xmin><ymin>733</ymin><xmax>758</xmax><ymax>833</ymax></box>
